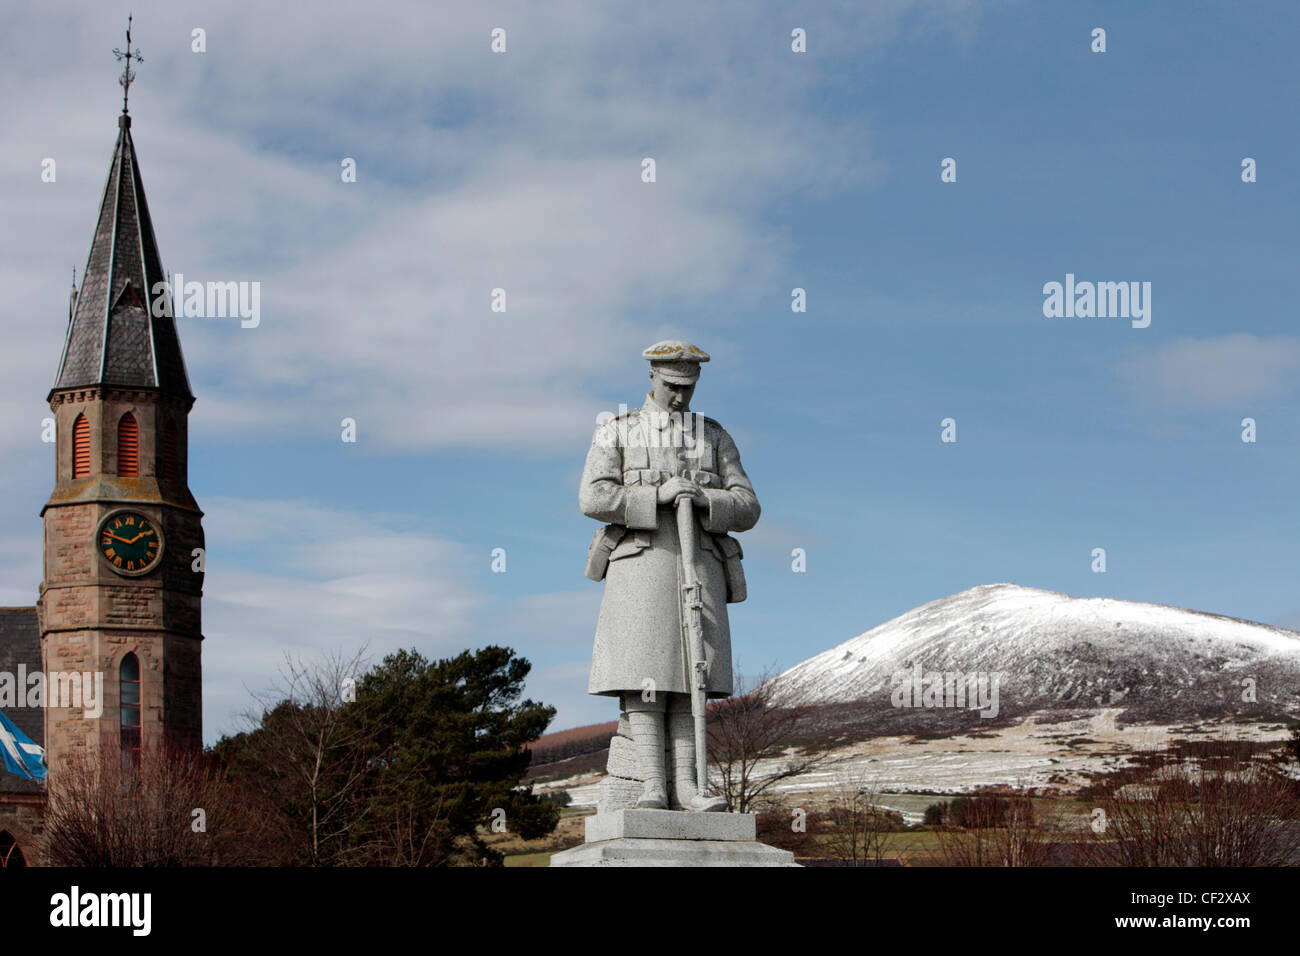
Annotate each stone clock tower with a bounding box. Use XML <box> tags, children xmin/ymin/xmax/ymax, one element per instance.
<box><xmin>39</xmin><ymin>101</ymin><xmax>204</xmax><ymax>777</ymax></box>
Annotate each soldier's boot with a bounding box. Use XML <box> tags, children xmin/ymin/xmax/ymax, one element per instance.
<box><xmin>625</xmin><ymin>697</ymin><xmax>668</xmax><ymax>810</ymax></box>
<box><xmin>668</xmin><ymin>708</ymin><xmax>727</xmax><ymax>812</ymax></box>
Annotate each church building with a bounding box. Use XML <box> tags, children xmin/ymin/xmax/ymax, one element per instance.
<box><xmin>0</xmin><ymin>65</ymin><xmax>205</xmax><ymax>866</ymax></box>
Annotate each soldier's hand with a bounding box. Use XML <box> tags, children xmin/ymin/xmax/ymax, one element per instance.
<box><xmin>658</xmin><ymin>476</ymin><xmax>702</xmax><ymax>505</ymax></box>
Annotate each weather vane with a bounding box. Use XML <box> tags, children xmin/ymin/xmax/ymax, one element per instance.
<box><xmin>113</xmin><ymin>14</ymin><xmax>142</xmax><ymax>114</ymax></box>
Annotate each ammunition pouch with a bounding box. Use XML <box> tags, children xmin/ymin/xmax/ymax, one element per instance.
<box><xmin>700</xmin><ymin>532</ymin><xmax>747</xmax><ymax>603</ymax></box>
<box><xmin>585</xmin><ymin>525</ymin><xmax>626</xmax><ymax>581</ymax></box>
<box><xmin>719</xmin><ymin>534</ymin><xmax>747</xmax><ymax>604</ymax></box>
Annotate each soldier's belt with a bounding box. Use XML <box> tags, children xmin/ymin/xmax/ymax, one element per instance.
<box><xmin>585</xmin><ymin>517</ymin><xmax>747</xmax><ymax>606</ymax></box>
<box><xmin>622</xmin><ymin>468</ymin><xmax>721</xmax><ymax>488</ymax></box>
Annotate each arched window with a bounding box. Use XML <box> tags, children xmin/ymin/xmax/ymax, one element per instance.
<box><xmin>120</xmin><ymin>653</ymin><xmax>142</xmax><ymax>771</ymax></box>
<box><xmin>72</xmin><ymin>413</ymin><xmax>91</xmax><ymax>478</ymax></box>
<box><xmin>161</xmin><ymin>421</ymin><xmax>179</xmax><ymax>481</ymax></box>
<box><xmin>0</xmin><ymin>830</ymin><xmax>26</xmax><ymax>868</ymax></box>
<box><xmin>117</xmin><ymin>413</ymin><xmax>139</xmax><ymax>477</ymax></box>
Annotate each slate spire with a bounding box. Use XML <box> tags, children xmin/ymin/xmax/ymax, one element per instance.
<box><xmin>52</xmin><ymin>26</ymin><xmax>192</xmax><ymax>401</ymax></box>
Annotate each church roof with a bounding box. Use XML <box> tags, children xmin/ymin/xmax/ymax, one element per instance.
<box><xmin>0</xmin><ymin>607</ymin><xmax>42</xmax><ymax>794</ymax></box>
<box><xmin>52</xmin><ymin>113</ymin><xmax>193</xmax><ymax>401</ymax></box>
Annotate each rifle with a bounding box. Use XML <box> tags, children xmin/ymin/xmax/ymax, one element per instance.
<box><xmin>675</xmin><ymin>495</ymin><xmax>709</xmax><ymax>793</ymax></box>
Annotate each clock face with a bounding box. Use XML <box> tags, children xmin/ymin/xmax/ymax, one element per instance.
<box><xmin>97</xmin><ymin>510</ymin><xmax>164</xmax><ymax>576</ymax></box>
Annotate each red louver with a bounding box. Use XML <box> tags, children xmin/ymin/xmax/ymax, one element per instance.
<box><xmin>162</xmin><ymin>422</ymin><xmax>178</xmax><ymax>481</ymax></box>
<box><xmin>72</xmin><ymin>414</ymin><xmax>91</xmax><ymax>478</ymax></box>
<box><xmin>117</xmin><ymin>414</ymin><xmax>139</xmax><ymax>477</ymax></box>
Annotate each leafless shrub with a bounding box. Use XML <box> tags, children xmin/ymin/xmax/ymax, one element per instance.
<box><xmin>709</xmin><ymin>665</ymin><xmax>832</xmax><ymax>813</ymax></box>
<box><xmin>754</xmin><ymin>803</ymin><xmax>827</xmax><ymax>855</ymax></box>
<box><xmin>822</xmin><ymin>773</ymin><xmax>900</xmax><ymax>866</ymax></box>
<box><xmin>934</xmin><ymin>791</ymin><xmax>1057</xmax><ymax>867</ymax></box>
<box><xmin>43</xmin><ymin>742</ymin><xmax>276</xmax><ymax>866</ymax></box>
<box><xmin>218</xmin><ymin>647</ymin><xmax>379</xmax><ymax>866</ymax></box>
<box><xmin>1080</xmin><ymin>743</ymin><xmax>1300</xmax><ymax>867</ymax></box>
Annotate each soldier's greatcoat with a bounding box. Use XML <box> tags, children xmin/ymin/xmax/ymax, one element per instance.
<box><xmin>580</xmin><ymin>396</ymin><xmax>760</xmax><ymax>698</ymax></box>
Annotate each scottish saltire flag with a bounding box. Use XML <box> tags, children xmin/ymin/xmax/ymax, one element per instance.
<box><xmin>0</xmin><ymin>709</ymin><xmax>46</xmax><ymax>782</ymax></box>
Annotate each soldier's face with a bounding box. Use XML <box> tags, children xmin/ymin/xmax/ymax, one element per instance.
<box><xmin>649</xmin><ymin>369</ymin><xmax>695</xmax><ymax>412</ymax></box>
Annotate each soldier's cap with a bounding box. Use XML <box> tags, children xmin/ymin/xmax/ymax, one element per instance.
<box><xmin>642</xmin><ymin>340</ymin><xmax>710</xmax><ymax>384</ymax></box>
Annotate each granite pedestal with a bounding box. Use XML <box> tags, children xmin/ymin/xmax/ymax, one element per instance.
<box><xmin>549</xmin><ymin>809</ymin><xmax>799</xmax><ymax>867</ymax></box>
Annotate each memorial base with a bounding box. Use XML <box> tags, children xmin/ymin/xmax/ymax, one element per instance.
<box><xmin>549</xmin><ymin>808</ymin><xmax>799</xmax><ymax>867</ymax></box>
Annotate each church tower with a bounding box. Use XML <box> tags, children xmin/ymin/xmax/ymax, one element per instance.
<box><xmin>39</xmin><ymin>41</ymin><xmax>203</xmax><ymax>778</ymax></box>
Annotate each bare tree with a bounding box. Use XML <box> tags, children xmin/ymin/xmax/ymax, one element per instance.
<box><xmin>43</xmin><ymin>742</ymin><xmax>276</xmax><ymax>866</ymax></box>
<box><xmin>219</xmin><ymin>643</ymin><xmax>559</xmax><ymax>867</ymax></box>
<box><xmin>933</xmin><ymin>791</ymin><xmax>1057</xmax><ymax>867</ymax></box>
<box><xmin>222</xmin><ymin>646</ymin><xmax>381</xmax><ymax>866</ymax></box>
<box><xmin>1080</xmin><ymin>743</ymin><xmax>1300</xmax><ymax>867</ymax></box>
<box><xmin>822</xmin><ymin>773</ymin><xmax>898</xmax><ymax>866</ymax></box>
<box><xmin>708</xmin><ymin>664</ymin><xmax>832</xmax><ymax>813</ymax></box>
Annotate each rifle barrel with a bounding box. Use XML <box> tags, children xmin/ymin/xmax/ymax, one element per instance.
<box><xmin>676</xmin><ymin>495</ymin><xmax>709</xmax><ymax>792</ymax></box>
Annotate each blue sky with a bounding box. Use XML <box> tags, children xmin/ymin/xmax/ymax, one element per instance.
<box><xmin>1</xmin><ymin>1</ymin><xmax>1296</xmax><ymax>741</ymax></box>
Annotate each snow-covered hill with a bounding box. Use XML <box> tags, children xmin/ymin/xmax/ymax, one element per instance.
<box><xmin>768</xmin><ymin>584</ymin><xmax>1300</xmax><ymax>731</ymax></box>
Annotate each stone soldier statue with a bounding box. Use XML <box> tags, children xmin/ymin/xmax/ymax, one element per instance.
<box><xmin>579</xmin><ymin>341</ymin><xmax>760</xmax><ymax>812</ymax></box>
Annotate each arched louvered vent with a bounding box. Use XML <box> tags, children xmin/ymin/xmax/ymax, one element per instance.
<box><xmin>117</xmin><ymin>414</ymin><xmax>139</xmax><ymax>477</ymax></box>
<box><xmin>162</xmin><ymin>422</ymin><xmax>179</xmax><ymax>481</ymax></box>
<box><xmin>72</xmin><ymin>414</ymin><xmax>91</xmax><ymax>478</ymax></box>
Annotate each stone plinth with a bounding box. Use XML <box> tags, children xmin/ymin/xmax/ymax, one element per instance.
<box><xmin>585</xmin><ymin>807</ymin><xmax>755</xmax><ymax>842</ymax></box>
<box><xmin>550</xmin><ymin>809</ymin><xmax>798</xmax><ymax>867</ymax></box>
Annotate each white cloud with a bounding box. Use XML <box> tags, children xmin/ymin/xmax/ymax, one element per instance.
<box><xmin>201</xmin><ymin>497</ymin><xmax>485</xmax><ymax>738</ymax></box>
<box><xmin>200</xmin><ymin>499</ymin><xmax>617</xmax><ymax>740</ymax></box>
<box><xmin>0</xmin><ymin>0</ymin><xmax>990</xmax><ymax>743</ymax></box>
<box><xmin>0</xmin><ymin>1</ymin><xmax>986</xmax><ymax>454</ymax></box>
<box><xmin>1117</xmin><ymin>335</ymin><xmax>1300</xmax><ymax>408</ymax></box>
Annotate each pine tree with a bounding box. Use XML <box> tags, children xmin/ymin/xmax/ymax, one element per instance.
<box><xmin>215</xmin><ymin>645</ymin><xmax>559</xmax><ymax>865</ymax></box>
<box><xmin>345</xmin><ymin>645</ymin><xmax>559</xmax><ymax>865</ymax></box>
